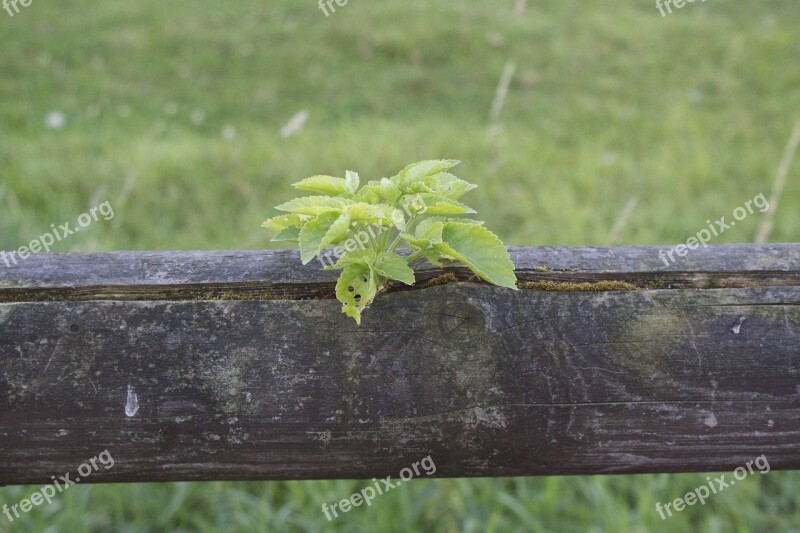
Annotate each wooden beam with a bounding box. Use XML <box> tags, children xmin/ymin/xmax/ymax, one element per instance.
<box><xmin>0</xmin><ymin>245</ymin><xmax>798</xmax><ymax>485</ymax></box>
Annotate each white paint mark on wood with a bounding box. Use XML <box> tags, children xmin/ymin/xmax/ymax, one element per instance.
<box><xmin>125</xmin><ymin>384</ymin><xmax>139</xmax><ymax>417</ymax></box>
<box><xmin>468</xmin><ymin>407</ymin><xmax>508</xmax><ymax>429</ymax></box>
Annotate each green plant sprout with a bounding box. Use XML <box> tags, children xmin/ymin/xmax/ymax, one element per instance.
<box><xmin>263</xmin><ymin>160</ymin><xmax>517</xmax><ymax>323</ymax></box>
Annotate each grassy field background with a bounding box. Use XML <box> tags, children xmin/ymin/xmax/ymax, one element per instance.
<box><xmin>1</xmin><ymin>0</ymin><xmax>800</xmax><ymax>531</ymax></box>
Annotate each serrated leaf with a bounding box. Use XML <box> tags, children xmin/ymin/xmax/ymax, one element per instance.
<box><xmin>376</xmin><ymin>178</ymin><xmax>402</xmax><ymax>204</ymax></box>
<box><xmin>401</xmin><ymin>232</ymin><xmax>427</xmax><ymax>248</ymax></box>
<box><xmin>276</xmin><ymin>196</ymin><xmax>351</xmax><ymax>216</ymax></box>
<box><xmin>357</xmin><ymin>182</ymin><xmax>382</xmax><ymax>204</ymax></box>
<box><xmin>403</xmin><ymin>181</ymin><xmax>435</xmax><ymax>194</ymax></box>
<box><xmin>387</xmin><ymin>208</ymin><xmax>406</xmax><ymax>230</ymax></box>
<box><xmin>262</xmin><ymin>214</ymin><xmax>305</xmax><ymax>232</ymax></box>
<box><xmin>419</xmin><ymin>249</ymin><xmax>445</xmax><ymax>267</ymax></box>
<box><xmin>436</xmin><ymin>222</ymin><xmax>517</xmax><ymax>289</ymax></box>
<box><xmin>322</xmin><ymin>212</ymin><xmax>351</xmax><ymax>247</ymax></box>
<box><xmin>374</xmin><ymin>252</ymin><xmax>415</xmax><ymax>285</ymax></box>
<box><xmin>345</xmin><ymin>171</ymin><xmax>360</xmax><ymax>194</ymax></box>
<box><xmin>346</xmin><ymin>203</ymin><xmax>394</xmax><ymax>225</ymax></box>
<box><xmin>400</xmin><ymin>194</ymin><xmax>429</xmax><ymax>215</ymax></box>
<box><xmin>358</xmin><ymin>178</ymin><xmax>404</xmax><ymax>205</ymax></box>
<box><xmin>299</xmin><ymin>212</ymin><xmax>340</xmax><ymax>264</ymax></box>
<box><xmin>397</xmin><ymin>160</ymin><xmax>460</xmax><ymax>183</ymax></box>
<box><xmin>417</xmin><ymin>216</ymin><xmax>484</xmax><ymax>227</ymax></box>
<box><xmin>449</xmin><ymin>218</ymin><xmax>484</xmax><ymax>225</ymax></box>
<box><xmin>325</xmin><ymin>248</ymin><xmax>378</xmax><ymax>270</ymax></box>
<box><xmin>417</xmin><ymin>195</ymin><xmax>476</xmax><ymax>215</ymax></box>
<box><xmin>423</xmin><ymin>203</ymin><xmax>473</xmax><ymax>215</ymax></box>
<box><xmin>336</xmin><ymin>264</ymin><xmax>377</xmax><ymax>324</ymax></box>
<box><xmin>414</xmin><ymin>219</ymin><xmax>444</xmax><ymax>245</ymax></box>
<box><xmin>270</xmin><ymin>226</ymin><xmax>300</xmax><ymax>242</ymax></box>
<box><xmin>292</xmin><ymin>175</ymin><xmax>347</xmax><ymax>196</ymax></box>
<box><xmin>425</xmin><ymin>172</ymin><xmax>478</xmax><ymax>199</ymax></box>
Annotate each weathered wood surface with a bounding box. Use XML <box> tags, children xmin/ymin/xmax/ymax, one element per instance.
<box><xmin>0</xmin><ymin>245</ymin><xmax>799</xmax><ymax>485</ymax></box>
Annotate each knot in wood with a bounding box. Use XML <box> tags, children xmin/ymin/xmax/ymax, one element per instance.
<box><xmin>437</xmin><ymin>301</ymin><xmax>486</xmax><ymax>341</ymax></box>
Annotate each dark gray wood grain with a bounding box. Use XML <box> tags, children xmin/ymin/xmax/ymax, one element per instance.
<box><xmin>0</xmin><ymin>245</ymin><xmax>799</xmax><ymax>485</ymax></box>
<box><xmin>1</xmin><ymin>244</ymin><xmax>798</xmax><ymax>293</ymax></box>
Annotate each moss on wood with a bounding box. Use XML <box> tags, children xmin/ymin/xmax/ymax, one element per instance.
<box><xmin>517</xmin><ymin>280</ymin><xmax>639</xmax><ymax>292</ymax></box>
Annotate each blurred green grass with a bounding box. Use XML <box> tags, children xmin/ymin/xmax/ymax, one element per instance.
<box><xmin>1</xmin><ymin>0</ymin><xmax>800</xmax><ymax>531</ymax></box>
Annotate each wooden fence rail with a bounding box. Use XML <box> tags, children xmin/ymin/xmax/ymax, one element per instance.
<box><xmin>1</xmin><ymin>244</ymin><xmax>799</xmax><ymax>485</ymax></box>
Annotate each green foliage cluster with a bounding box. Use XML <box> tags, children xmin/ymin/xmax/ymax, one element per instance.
<box><xmin>264</xmin><ymin>160</ymin><xmax>517</xmax><ymax>323</ymax></box>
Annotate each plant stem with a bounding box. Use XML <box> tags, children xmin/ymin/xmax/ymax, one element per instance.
<box><xmin>405</xmin><ymin>248</ymin><xmax>426</xmax><ymax>264</ymax></box>
<box><xmin>385</xmin><ymin>214</ymin><xmax>418</xmax><ymax>255</ymax></box>
<box><xmin>366</xmin><ymin>224</ymin><xmax>380</xmax><ymax>250</ymax></box>
<box><xmin>381</xmin><ymin>223</ymin><xmax>389</xmax><ymax>249</ymax></box>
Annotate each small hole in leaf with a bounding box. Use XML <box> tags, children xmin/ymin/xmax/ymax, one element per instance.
<box><xmin>348</xmin><ymin>286</ymin><xmax>355</xmax><ymax>293</ymax></box>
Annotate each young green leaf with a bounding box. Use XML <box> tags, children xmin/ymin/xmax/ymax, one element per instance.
<box><xmin>292</xmin><ymin>175</ymin><xmax>348</xmax><ymax>196</ymax></box>
<box><xmin>262</xmin><ymin>213</ymin><xmax>306</xmax><ymax>232</ymax></box>
<box><xmin>412</xmin><ymin>219</ymin><xmax>444</xmax><ymax>246</ymax></box>
<box><xmin>418</xmin><ymin>249</ymin><xmax>446</xmax><ymax>267</ymax></box>
<box><xmin>374</xmin><ymin>252</ymin><xmax>415</xmax><ymax>285</ymax></box>
<box><xmin>416</xmin><ymin>216</ymin><xmax>484</xmax><ymax>228</ymax></box>
<box><xmin>357</xmin><ymin>182</ymin><xmax>382</xmax><ymax>204</ymax></box>
<box><xmin>436</xmin><ymin>222</ymin><xmax>517</xmax><ymax>289</ymax></box>
<box><xmin>376</xmin><ymin>178</ymin><xmax>402</xmax><ymax>204</ymax></box>
<box><xmin>345</xmin><ymin>170</ymin><xmax>360</xmax><ymax>194</ymax></box>
<box><xmin>424</xmin><ymin>172</ymin><xmax>478</xmax><ymax>199</ymax></box>
<box><xmin>276</xmin><ymin>196</ymin><xmax>352</xmax><ymax>216</ymax></box>
<box><xmin>397</xmin><ymin>194</ymin><xmax>432</xmax><ymax>218</ymax></box>
<box><xmin>324</xmin><ymin>248</ymin><xmax>378</xmax><ymax>269</ymax></box>
<box><xmin>336</xmin><ymin>264</ymin><xmax>378</xmax><ymax>324</ymax></box>
<box><xmin>322</xmin><ymin>212</ymin><xmax>352</xmax><ymax>247</ymax></box>
<box><xmin>395</xmin><ymin>160</ymin><xmax>460</xmax><ymax>188</ymax></box>
<box><xmin>299</xmin><ymin>212</ymin><xmax>341</xmax><ymax>264</ymax></box>
<box><xmin>347</xmin><ymin>203</ymin><xmax>395</xmax><ymax>224</ymax></box>
<box><xmin>418</xmin><ymin>196</ymin><xmax>476</xmax><ymax>215</ymax></box>
<box><xmin>388</xmin><ymin>208</ymin><xmax>406</xmax><ymax>230</ymax></box>
<box><xmin>270</xmin><ymin>226</ymin><xmax>301</xmax><ymax>242</ymax></box>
